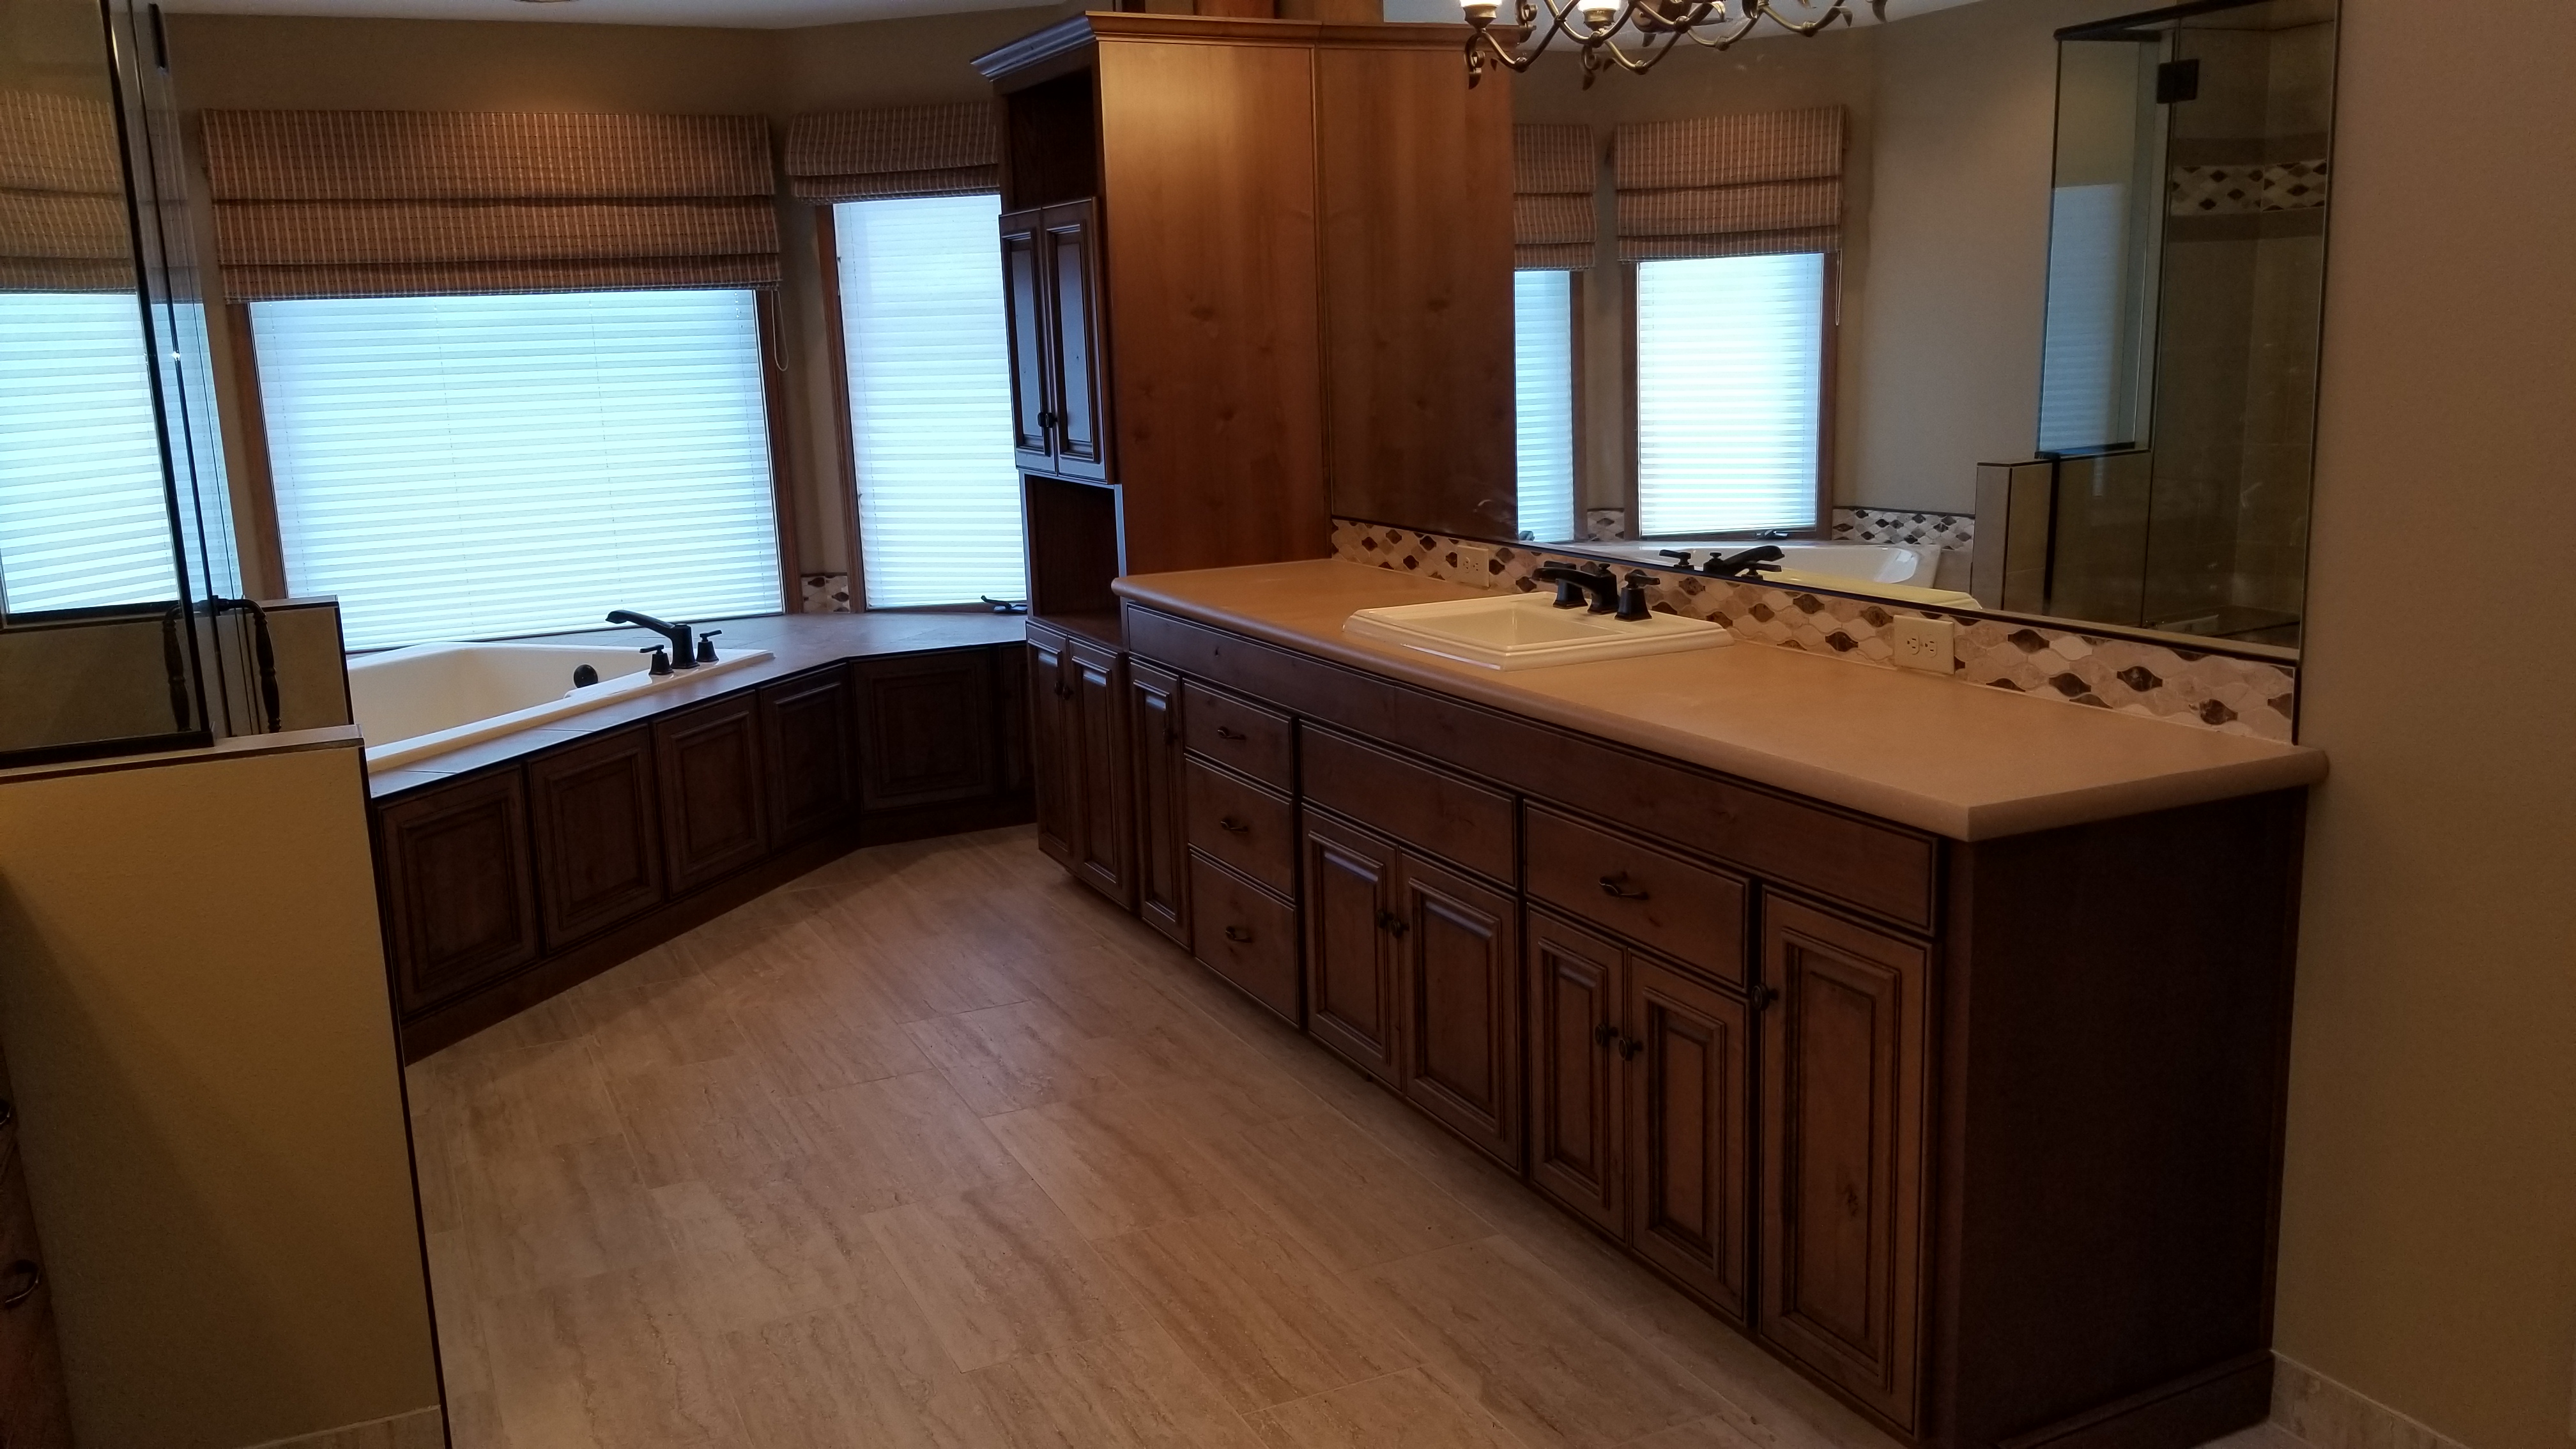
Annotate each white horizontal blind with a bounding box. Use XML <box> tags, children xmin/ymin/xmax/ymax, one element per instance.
<box><xmin>255</xmin><ymin>289</ymin><xmax>782</xmax><ymax>649</ymax></box>
<box><xmin>2036</xmin><ymin>183</ymin><xmax>2129</xmax><ymax>452</ymax></box>
<box><xmin>1514</xmin><ymin>269</ymin><xmax>1577</xmax><ymax>542</ymax></box>
<box><xmin>0</xmin><ymin>291</ymin><xmax>180</xmax><ymax>613</ymax></box>
<box><xmin>834</xmin><ymin>195</ymin><xmax>1025</xmax><ymax>609</ymax></box>
<box><xmin>1635</xmin><ymin>252</ymin><xmax>1825</xmax><ymax>535</ymax></box>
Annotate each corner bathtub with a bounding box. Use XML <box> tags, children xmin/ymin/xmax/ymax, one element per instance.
<box><xmin>349</xmin><ymin>641</ymin><xmax>772</xmax><ymax>770</ymax></box>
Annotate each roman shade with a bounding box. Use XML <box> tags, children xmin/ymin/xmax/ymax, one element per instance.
<box><xmin>0</xmin><ymin>91</ymin><xmax>135</xmax><ymax>293</ymax></box>
<box><xmin>1514</xmin><ymin>123</ymin><xmax>1593</xmax><ymax>271</ymax></box>
<box><xmin>199</xmin><ymin>111</ymin><xmax>781</xmax><ymax>300</ymax></box>
<box><xmin>1613</xmin><ymin>107</ymin><xmax>1844</xmax><ymax>261</ymax></box>
<box><xmin>784</xmin><ymin>103</ymin><xmax>998</xmax><ymax>203</ymax></box>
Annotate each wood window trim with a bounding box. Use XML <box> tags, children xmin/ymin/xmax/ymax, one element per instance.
<box><xmin>1621</xmin><ymin>252</ymin><xmax>1839</xmax><ymax>540</ymax></box>
<box><xmin>812</xmin><ymin>203</ymin><xmax>871</xmax><ymax>614</ymax></box>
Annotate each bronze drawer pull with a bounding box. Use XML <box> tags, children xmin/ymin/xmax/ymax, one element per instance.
<box><xmin>1598</xmin><ymin>873</ymin><xmax>1650</xmax><ymax>900</ymax></box>
<box><xmin>1</xmin><ymin>1259</ymin><xmax>39</xmax><ymax>1310</ymax></box>
<box><xmin>1215</xmin><ymin>725</ymin><xmax>1248</xmax><ymax>740</ymax></box>
<box><xmin>1593</xmin><ymin>1022</ymin><xmax>1620</xmax><ymax>1048</ymax></box>
<box><xmin>1376</xmin><ymin>909</ymin><xmax>1409</xmax><ymax>938</ymax></box>
<box><xmin>1217</xmin><ymin>816</ymin><xmax>1249</xmax><ymax>834</ymax></box>
<box><xmin>1223</xmin><ymin>925</ymin><xmax>1254</xmax><ymax>944</ymax></box>
<box><xmin>1616</xmin><ymin>1037</ymin><xmax>1644</xmax><ymax>1061</ymax></box>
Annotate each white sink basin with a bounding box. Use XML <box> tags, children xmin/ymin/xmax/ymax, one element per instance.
<box><xmin>1344</xmin><ymin>592</ymin><xmax>1733</xmax><ymax>671</ymax></box>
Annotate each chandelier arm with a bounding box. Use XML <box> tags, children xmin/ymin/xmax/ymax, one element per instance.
<box><xmin>1740</xmin><ymin>0</ymin><xmax>1856</xmax><ymax>38</ymax></box>
<box><xmin>1678</xmin><ymin>8</ymin><xmax>1767</xmax><ymax>47</ymax></box>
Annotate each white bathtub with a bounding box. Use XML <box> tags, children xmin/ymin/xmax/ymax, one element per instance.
<box><xmin>350</xmin><ymin>641</ymin><xmax>773</xmax><ymax>770</ymax></box>
<box><xmin>1554</xmin><ymin>540</ymin><xmax>1980</xmax><ymax>608</ymax></box>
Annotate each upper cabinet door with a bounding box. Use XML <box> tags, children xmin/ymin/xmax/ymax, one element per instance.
<box><xmin>999</xmin><ymin>207</ymin><xmax>1056</xmax><ymax>470</ymax></box>
<box><xmin>1040</xmin><ymin>201</ymin><xmax>1110</xmax><ymax>481</ymax></box>
<box><xmin>1758</xmin><ymin>898</ymin><xmax>1930</xmax><ymax>1434</ymax></box>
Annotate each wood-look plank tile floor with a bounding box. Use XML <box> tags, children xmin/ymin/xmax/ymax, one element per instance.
<box><xmin>400</xmin><ymin>826</ymin><xmax>1903</xmax><ymax>1448</ymax></box>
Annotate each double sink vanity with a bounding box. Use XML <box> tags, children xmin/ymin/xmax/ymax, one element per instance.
<box><xmin>1027</xmin><ymin>558</ymin><xmax>2324</xmax><ymax>1449</ymax></box>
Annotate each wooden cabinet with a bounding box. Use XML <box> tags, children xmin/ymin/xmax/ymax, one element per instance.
<box><xmin>1301</xmin><ymin>812</ymin><xmax>1400</xmax><ymax>1083</ymax></box>
<box><xmin>1029</xmin><ymin>634</ymin><xmax>1079</xmax><ymax>870</ymax></box>
<box><xmin>1000</xmin><ymin>200</ymin><xmax>1108</xmax><ymax>482</ymax></box>
<box><xmin>853</xmin><ymin>650</ymin><xmax>995</xmax><ymax>810</ymax></box>
<box><xmin>1129</xmin><ymin>660</ymin><xmax>1187</xmax><ymax>946</ymax></box>
<box><xmin>1528</xmin><ymin>912</ymin><xmax>1625</xmax><ymax>1236</ymax></box>
<box><xmin>527</xmin><ymin>726</ymin><xmax>664</xmax><ymax>952</ymax></box>
<box><xmin>655</xmin><ymin>695</ymin><xmax>769</xmax><ymax>896</ymax></box>
<box><xmin>376</xmin><ymin>769</ymin><xmax>540</xmax><ymax>1014</ymax></box>
<box><xmin>1759</xmin><ymin>897</ymin><xmax>1929</xmax><ymax>1430</ymax></box>
<box><xmin>1397</xmin><ymin>852</ymin><xmax>1520</xmax><ymax>1167</ymax></box>
<box><xmin>762</xmin><ymin>664</ymin><xmax>857</xmax><ymax>847</ymax></box>
<box><xmin>1066</xmin><ymin>636</ymin><xmax>1133</xmax><ymax>907</ymax></box>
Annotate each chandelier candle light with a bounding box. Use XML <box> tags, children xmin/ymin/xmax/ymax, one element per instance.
<box><xmin>1461</xmin><ymin>0</ymin><xmax>1885</xmax><ymax>85</ymax></box>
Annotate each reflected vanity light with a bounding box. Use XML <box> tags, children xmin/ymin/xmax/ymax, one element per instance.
<box><xmin>1460</xmin><ymin>0</ymin><xmax>1884</xmax><ymax>87</ymax></box>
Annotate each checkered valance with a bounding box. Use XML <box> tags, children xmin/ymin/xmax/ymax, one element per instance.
<box><xmin>0</xmin><ymin>91</ymin><xmax>136</xmax><ymax>293</ymax></box>
<box><xmin>1514</xmin><ymin>123</ymin><xmax>1594</xmax><ymax>272</ymax></box>
<box><xmin>784</xmin><ymin>103</ymin><xmax>998</xmax><ymax>203</ymax></box>
<box><xmin>1613</xmin><ymin>107</ymin><xmax>1844</xmax><ymax>261</ymax></box>
<box><xmin>199</xmin><ymin>110</ymin><xmax>781</xmax><ymax>300</ymax></box>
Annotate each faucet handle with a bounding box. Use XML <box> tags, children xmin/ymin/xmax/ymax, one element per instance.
<box><xmin>694</xmin><ymin>630</ymin><xmax>723</xmax><ymax>664</ymax></box>
<box><xmin>1658</xmin><ymin>549</ymin><xmax>1697</xmax><ymax>569</ymax></box>
<box><xmin>638</xmin><ymin>645</ymin><xmax>673</xmax><ymax>677</ymax></box>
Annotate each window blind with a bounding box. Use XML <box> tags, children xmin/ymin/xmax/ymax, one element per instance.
<box><xmin>1513</xmin><ymin>270</ymin><xmax>1577</xmax><ymax>542</ymax></box>
<box><xmin>833</xmin><ymin>195</ymin><xmax>1025</xmax><ymax>610</ymax></box>
<box><xmin>1635</xmin><ymin>252</ymin><xmax>1824</xmax><ymax>536</ymax></box>
<box><xmin>2036</xmin><ymin>182</ymin><xmax>2132</xmax><ymax>452</ymax></box>
<box><xmin>0</xmin><ymin>291</ymin><xmax>179</xmax><ymax>613</ymax></box>
<box><xmin>254</xmin><ymin>289</ymin><xmax>781</xmax><ymax>649</ymax></box>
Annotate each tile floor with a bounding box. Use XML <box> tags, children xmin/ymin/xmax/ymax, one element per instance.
<box><xmin>406</xmin><ymin>825</ymin><xmax>2296</xmax><ymax>1449</ymax></box>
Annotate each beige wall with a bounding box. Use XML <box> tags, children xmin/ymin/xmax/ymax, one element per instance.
<box><xmin>165</xmin><ymin>4</ymin><xmax>1071</xmax><ymax>599</ymax></box>
<box><xmin>0</xmin><ymin>733</ymin><xmax>438</xmax><ymax>1448</ymax></box>
<box><xmin>2274</xmin><ymin>2</ymin><xmax>2576</xmax><ymax>1445</ymax></box>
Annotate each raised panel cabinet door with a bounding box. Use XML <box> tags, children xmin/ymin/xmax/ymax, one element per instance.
<box><xmin>1040</xmin><ymin>201</ymin><xmax>1110</xmax><ymax>481</ymax></box>
<box><xmin>1625</xmin><ymin>954</ymin><xmax>1752</xmax><ymax>1322</ymax></box>
<box><xmin>1000</xmin><ymin>207</ymin><xmax>1056</xmax><ymax>468</ymax></box>
<box><xmin>526</xmin><ymin>726</ymin><xmax>665</xmax><ymax>952</ymax></box>
<box><xmin>1068</xmin><ymin>638</ymin><xmax>1134</xmax><ymax>907</ymax></box>
<box><xmin>1129</xmin><ymin>659</ymin><xmax>1188</xmax><ymax>945</ymax></box>
<box><xmin>1029</xmin><ymin>635</ymin><xmax>1079</xmax><ymax>870</ymax></box>
<box><xmin>854</xmin><ymin>649</ymin><xmax>997</xmax><ymax>810</ymax></box>
<box><xmin>1301</xmin><ymin>813</ymin><xmax>1400</xmax><ymax>1084</ymax></box>
<box><xmin>761</xmin><ymin>664</ymin><xmax>857</xmax><ymax>848</ymax></box>
<box><xmin>374</xmin><ymin>769</ymin><xmax>540</xmax><ymax>1015</ymax></box>
<box><xmin>1399</xmin><ymin>852</ymin><xmax>1522</xmax><ymax>1168</ymax></box>
<box><xmin>655</xmin><ymin>694</ymin><xmax>770</xmax><ymax>897</ymax></box>
<box><xmin>1527</xmin><ymin>910</ymin><xmax>1625</xmax><ymax>1235</ymax></box>
<box><xmin>1758</xmin><ymin>898</ymin><xmax>1931</xmax><ymax>1432</ymax></box>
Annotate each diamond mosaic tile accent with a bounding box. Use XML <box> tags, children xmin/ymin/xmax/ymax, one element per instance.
<box><xmin>1830</xmin><ymin>506</ymin><xmax>1975</xmax><ymax>550</ymax></box>
<box><xmin>800</xmin><ymin>572</ymin><xmax>853</xmax><ymax>614</ymax></box>
<box><xmin>2170</xmin><ymin>159</ymin><xmax>2329</xmax><ymax>216</ymax></box>
<box><xmin>1329</xmin><ymin>518</ymin><xmax>2297</xmax><ymax>743</ymax></box>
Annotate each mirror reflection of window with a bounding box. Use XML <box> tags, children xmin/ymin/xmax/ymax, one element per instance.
<box><xmin>0</xmin><ymin>290</ymin><xmax>181</xmax><ymax>611</ymax></box>
<box><xmin>1512</xmin><ymin>268</ymin><xmax>1576</xmax><ymax>542</ymax></box>
<box><xmin>1634</xmin><ymin>251</ymin><xmax>1825</xmax><ymax>537</ymax></box>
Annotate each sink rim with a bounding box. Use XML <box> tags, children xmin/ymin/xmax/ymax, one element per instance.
<box><xmin>1343</xmin><ymin>591</ymin><xmax>1733</xmax><ymax>671</ymax></box>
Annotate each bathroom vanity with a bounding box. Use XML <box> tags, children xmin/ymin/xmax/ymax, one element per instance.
<box><xmin>1034</xmin><ymin>558</ymin><xmax>2323</xmax><ymax>1449</ymax></box>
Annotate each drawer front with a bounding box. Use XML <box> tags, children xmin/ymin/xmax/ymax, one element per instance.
<box><xmin>1188</xmin><ymin>854</ymin><xmax>1300</xmax><ymax>1024</ymax></box>
<box><xmin>1182</xmin><ymin>680</ymin><xmax>1294</xmax><ymax>791</ymax></box>
<box><xmin>1526</xmin><ymin>804</ymin><xmax>1748</xmax><ymax>986</ymax></box>
<box><xmin>1301</xmin><ymin>726</ymin><xmax>1515</xmax><ymax>885</ymax></box>
<box><xmin>1184</xmin><ymin>755</ymin><xmax>1295</xmax><ymax>896</ymax></box>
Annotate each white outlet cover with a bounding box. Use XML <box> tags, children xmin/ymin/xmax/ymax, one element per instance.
<box><xmin>1453</xmin><ymin>543</ymin><xmax>1496</xmax><ymax>581</ymax></box>
<box><xmin>1891</xmin><ymin>616</ymin><xmax>1956</xmax><ymax>673</ymax></box>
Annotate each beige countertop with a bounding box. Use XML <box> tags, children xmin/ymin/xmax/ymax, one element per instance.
<box><xmin>1112</xmin><ymin>560</ymin><xmax>2326</xmax><ymax>841</ymax></box>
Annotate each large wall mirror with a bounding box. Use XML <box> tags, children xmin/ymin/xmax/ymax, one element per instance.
<box><xmin>1340</xmin><ymin>0</ymin><xmax>2336</xmax><ymax>655</ymax></box>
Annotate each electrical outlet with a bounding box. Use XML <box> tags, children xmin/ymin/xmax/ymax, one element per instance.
<box><xmin>1453</xmin><ymin>543</ymin><xmax>1496</xmax><ymax>582</ymax></box>
<box><xmin>1891</xmin><ymin>615</ymin><xmax>1956</xmax><ymax>674</ymax></box>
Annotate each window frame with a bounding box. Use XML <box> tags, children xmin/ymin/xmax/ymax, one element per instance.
<box><xmin>1621</xmin><ymin>250</ymin><xmax>1840</xmax><ymax>540</ymax></box>
<box><xmin>813</xmin><ymin>199</ymin><xmax>1025</xmax><ymax>616</ymax></box>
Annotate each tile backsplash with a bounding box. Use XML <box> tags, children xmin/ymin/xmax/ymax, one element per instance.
<box><xmin>1330</xmin><ymin>519</ymin><xmax>2297</xmax><ymax>743</ymax></box>
<box><xmin>801</xmin><ymin>572</ymin><xmax>854</xmax><ymax>613</ymax></box>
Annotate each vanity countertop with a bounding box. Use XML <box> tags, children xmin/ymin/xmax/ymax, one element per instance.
<box><xmin>1112</xmin><ymin>560</ymin><xmax>2326</xmax><ymax>841</ymax></box>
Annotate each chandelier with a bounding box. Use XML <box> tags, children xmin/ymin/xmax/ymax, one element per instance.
<box><xmin>1463</xmin><ymin>0</ymin><xmax>1887</xmax><ymax>86</ymax></box>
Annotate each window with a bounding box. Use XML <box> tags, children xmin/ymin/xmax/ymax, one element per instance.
<box><xmin>0</xmin><ymin>291</ymin><xmax>179</xmax><ymax>611</ymax></box>
<box><xmin>831</xmin><ymin>194</ymin><xmax>1024</xmax><ymax>610</ymax></box>
<box><xmin>254</xmin><ymin>289</ymin><xmax>781</xmax><ymax>650</ymax></box>
<box><xmin>1513</xmin><ymin>270</ymin><xmax>1578</xmax><ymax>542</ymax></box>
<box><xmin>1633</xmin><ymin>252</ymin><xmax>1827</xmax><ymax>536</ymax></box>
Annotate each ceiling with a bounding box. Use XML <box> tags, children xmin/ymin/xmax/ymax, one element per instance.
<box><xmin>155</xmin><ymin>0</ymin><xmax>1984</xmax><ymax>32</ymax></box>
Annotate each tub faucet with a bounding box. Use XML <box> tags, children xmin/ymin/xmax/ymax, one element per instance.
<box><xmin>606</xmin><ymin>609</ymin><xmax>696</xmax><ymax>668</ymax></box>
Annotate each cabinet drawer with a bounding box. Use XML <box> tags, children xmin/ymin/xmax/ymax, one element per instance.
<box><xmin>1184</xmin><ymin>755</ymin><xmax>1295</xmax><ymax>896</ymax></box>
<box><xmin>1301</xmin><ymin>726</ymin><xmax>1514</xmax><ymax>885</ymax></box>
<box><xmin>1188</xmin><ymin>854</ymin><xmax>1299</xmax><ymax>1024</ymax></box>
<box><xmin>1182</xmin><ymin>681</ymin><xmax>1293</xmax><ymax>790</ymax></box>
<box><xmin>1526</xmin><ymin>804</ymin><xmax>1747</xmax><ymax>986</ymax></box>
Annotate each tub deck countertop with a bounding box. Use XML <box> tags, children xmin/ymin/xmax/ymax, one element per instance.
<box><xmin>363</xmin><ymin>611</ymin><xmax>1028</xmax><ymax>800</ymax></box>
<box><xmin>1113</xmin><ymin>560</ymin><xmax>2326</xmax><ymax>841</ymax></box>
